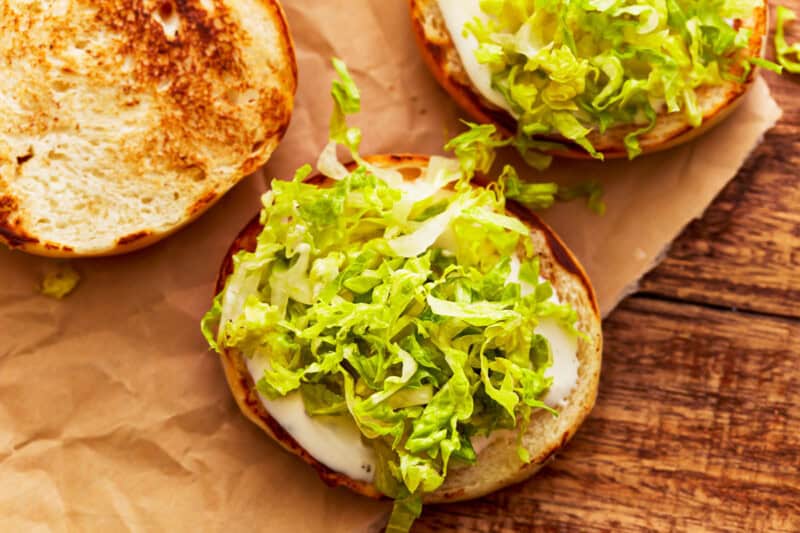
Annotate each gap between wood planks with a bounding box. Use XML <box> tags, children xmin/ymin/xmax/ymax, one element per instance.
<box><xmin>631</xmin><ymin>292</ymin><xmax>800</xmax><ymax>324</ymax></box>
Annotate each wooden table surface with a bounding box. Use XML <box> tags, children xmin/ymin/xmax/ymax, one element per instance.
<box><xmin>415</xmin><ymin>7</ymin><xmax>800</xmax><ymax>532</ymax></box>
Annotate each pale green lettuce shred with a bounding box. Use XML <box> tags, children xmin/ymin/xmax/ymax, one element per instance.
<box><xmin>39</xmin><ymin>264</ymin><xmax>80</xmax><ymax>299</ymax></box>
<box><xmin>467</xmin><ymin>0</ymin><xmax>765</xmax><ymax>161</ymax></box>
<box><xmin>201</xmin><ymin>58</ymin><xmax>582</xmax><ymax>533</ymax></box>
<box><xmin>776</xmin><ymin>6</ymin><xmax>800</xmax><ymax>73</ymax></box>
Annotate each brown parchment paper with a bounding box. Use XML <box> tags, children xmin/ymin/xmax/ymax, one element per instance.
<box><xmin>0</xmin><ymin>0</ymin><xmax>782</xmax><ymax>531</ymax></box>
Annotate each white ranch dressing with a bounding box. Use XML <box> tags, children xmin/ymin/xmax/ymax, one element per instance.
<box><xmin>243</xmin><ymin>179</ymin><xmax>578</xmax><ymax>479</ymax></box>
<box><xmin>436</xmin><ymin>0</ymin><xmax>518</xmax><ymax>115</ymax></box>
<box><xmin>507</xmin><ymin>255</ymin><xmax>580</xmax><ymax>408</ymax></box>
<box><xmin>245</xmin><ymin>355</ymin><xmax>378</xmax><ymax>483</ymax></box>
<box><xmin>469</xmin><ymin>258</ymin><xmax>580</xmax><ymax>456</ymax></box>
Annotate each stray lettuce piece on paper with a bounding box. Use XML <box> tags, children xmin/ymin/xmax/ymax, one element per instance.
<box><xmin>499</xmin><ymin>164</ymin><xmax>606</xmax><ymax>215</ymax></box>
<box><xmin>39</xmin><ymin>264</ymin><xmax>80</xmax><ymax>299</ymax></box>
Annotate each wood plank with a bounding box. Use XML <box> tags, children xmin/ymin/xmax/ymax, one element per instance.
<box><xmin>413</xmin><ymin>296</ymin><xmax>800</xmax><ymax>532</ymax></box>
<box><xmin>639</xmin><ymin>17</ymin><xmax>800</xmax><ymax>317</ymax></box>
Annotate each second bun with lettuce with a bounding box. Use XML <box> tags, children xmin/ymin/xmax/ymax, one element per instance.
<box><xmin>410</xmin><ymin>0</ymin><xmax>769</xmax><ymax>166</ymax></box>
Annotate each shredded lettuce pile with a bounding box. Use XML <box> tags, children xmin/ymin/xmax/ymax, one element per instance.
<box><xmin>466</xmin><ymin>0</ymin><xmax>771</xmax><ymax>164</ymax></box>
<box><xmin>202</xmin><ymin>59</ymin><xmax>582</xmax><ymax>532</ymax></box>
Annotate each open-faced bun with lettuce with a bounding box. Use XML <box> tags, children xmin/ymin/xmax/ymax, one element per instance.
<box><xmin>202</xmin><ymin>60</ymin><xmax>602</xmax><ymax>532</ymax></box>
<box><xmin>410</xmin><ymin>0</ymin><xmax>769</xmax><ymax>166</ymax></box>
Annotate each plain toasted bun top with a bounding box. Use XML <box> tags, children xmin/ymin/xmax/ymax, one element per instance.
<box><xmin>409</xmin><ymin>0</ymin><xmax>767</xmax><ymax>159</ymax></box>
<box><xmin>0</xmin><ymin>0</ymin><xmax>296</xmax><ymax>257</ymax></box>
<box><xmin>214</xmin><ymin>154</ymin><xmax>603</xmax><ymax>504</ymax></box>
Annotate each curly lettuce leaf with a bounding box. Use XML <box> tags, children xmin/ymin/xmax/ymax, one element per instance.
<box><xmin>500</xmin><ymin>164</ymin><xmax>606</xmax><ymax>214</ymax></box>
<box><xmin>444</xmin><ymin>121</ymin><xmax>510</xmax><ymax>177</ymax></box>
<box><xmin>385</xmin><ymin>494</ymin><xmax>423</xmax><ymax>533</ymax></box>
<box><xmin>557</xmin><ymin>181</ymin><xmax>607</xmax><ymax>215</ymax></box>
<box><xmin>330</xmin><ymin>57</ymin><xmax>362</xmax><ymax>152</ymax></box>
<box><xmin>300</xmin><ymin>383</ymin><xmax>348</xmax><ymax>416</ymax></box>
<box><xmin>776</xmin><ymin>6</ymin><xmax>800</xmax><ymax>73</ymax></box>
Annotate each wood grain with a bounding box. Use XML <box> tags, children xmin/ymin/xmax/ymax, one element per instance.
<box><xmin>415</xmin><ymin>297</ymin><xmax>800</xmax><ymax>532</ymax></box>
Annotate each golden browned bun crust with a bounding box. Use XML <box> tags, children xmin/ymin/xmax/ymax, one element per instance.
<box><xmin>214</xmin><ymin>154</ymin><xmax>602</xmax><ymax>503</ymax></box>
<box><xmin>409</xmin><ymin>0</ymin><xmax>767</xmax><ymax>159</ymax></box>
<box><xmin>0</xmin><ymin>0</ymin><xmax>296</xmax><ymax>257</ymax></box>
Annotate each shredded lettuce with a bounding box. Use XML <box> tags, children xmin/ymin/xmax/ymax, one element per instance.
<box><xmin>444</xmin><ymin>120</ymin><xmax>510</xmax><ymax>177</ymax></box>
<box><xmin>776</xmin><ymin>6</ymin><xmax>800</xmax><ymax>73</ymax></box>
<box><xmin>557</xmin><ymin>181</ymin><xmax>607</xmax><ymax>215</ymax></box>
<box><xmin>500</xmin><ymin>164</ymin><xmax>606</xmax><ymax>214</ymax></box>
<box><xmin>446</xmin><ymin>124</ymin><xmax>607</xmax><ymax>214</ymax></box>
<box><xmin>466</xmin><ymin>0</ymin><xmax>765</xmax><ymax>161</ymax></box>
<box><xmin>202</xmin><ymin>58</ymin><xmax>584</xmax><ymax>533</ymax></box>
<box><xmin>385</xmin><ymin>494</ymin><xmax>423</xmax><ymax>533</ymax></box>
<box><xmin>330</xmin><ymin>57</ymin><xmax>362</xmax><ymax>153</ymax></box>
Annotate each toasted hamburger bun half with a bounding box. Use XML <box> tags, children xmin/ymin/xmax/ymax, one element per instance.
<box><xmin>410</xmin><ymin>0</ymin><xmax>767</xmax><ymax>159</ymax></box>
<box><xmin>213</xmin><ymin>154</ymin><xmax>602</xmax><ymax>503</ymax></box>
<box><xmin>0</xmin><ymin>0</ymin><xmax>296</xmax><ymax>257</ymax></box>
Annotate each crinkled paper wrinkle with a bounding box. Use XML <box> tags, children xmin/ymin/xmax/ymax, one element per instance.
<box><xmin>0</xmin><ymin>0</ymin><xmax>781</xmax><ymax>531</ymax></box>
